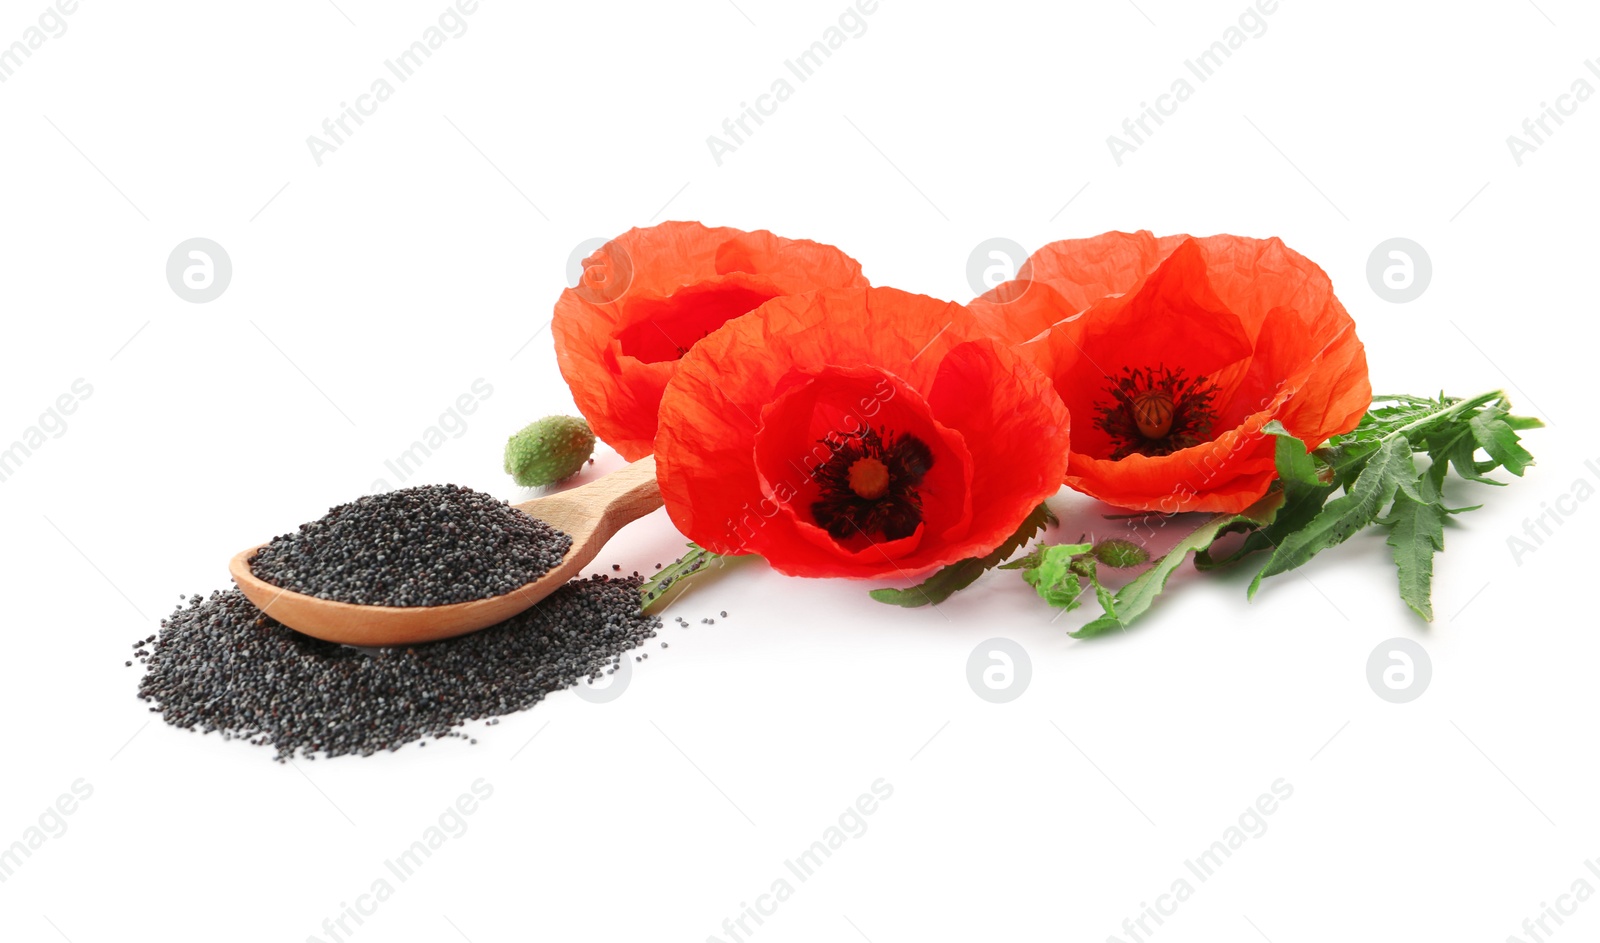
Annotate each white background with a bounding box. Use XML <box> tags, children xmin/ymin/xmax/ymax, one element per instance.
<box><xmin>0</xmin><ymin>1</ymin><xmax>1594</xmax><ymax>941</ymax></box>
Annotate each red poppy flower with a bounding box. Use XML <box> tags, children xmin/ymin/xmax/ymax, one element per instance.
<box><xmin>553</xmin><ymin>221</ymin><xmax>869</xmax><ymax>460</ymax></box>
<box><xmin>971</xmin><ymin>231</ymin><xmax>1370</xmax><ymax>513</ymax></box>
<box><xmin>654</xmin><ymin>287</ymin><xmax>1072</xmax><ymax>579</ymax></box>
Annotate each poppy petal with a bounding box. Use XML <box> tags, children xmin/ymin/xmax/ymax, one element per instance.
<box><xmin>751</xmin><ymin>365</ymin><xmax>975</xmax><ymax>562</ymax></box>
<box><xmin>980</xmin><ymin>232</ymin><xmax>1370</xmax><ymax>513</ymax></box>
<box><xmin>655</xmin><ymin>287</ymin><xmax>1072</xmax><ymax>579</ymax></box>
<box><xmin>553</xmin><ymin>221</ymin><xmax>868</xmax><ymax>460</ymax></box>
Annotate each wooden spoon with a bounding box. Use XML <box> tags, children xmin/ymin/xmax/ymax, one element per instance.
<box><xmin>229</xmin><ymin>456</ymin><xmax>663</xmax><ymax>647</ymax></box>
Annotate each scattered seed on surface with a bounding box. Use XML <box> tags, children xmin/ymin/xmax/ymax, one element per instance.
<box><xmin>248</xmin><ymin>484</ymin><xmax>571</xmax><ymax>607</ymax></box>
<box><xmin>134</xmin><ymin>576</ymin><xmax>658</xmax><ymax>761</ymax></box>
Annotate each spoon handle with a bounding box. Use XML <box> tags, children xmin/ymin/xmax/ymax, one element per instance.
<box><xmin>514</xmin><ymin>455</ymin><xmax>663</xmax><ymax>537</ymax></box>
<box><xmin>589</xmin><ymin>454</ymin><xmax>663</xmax><ymax>527</ymax></box>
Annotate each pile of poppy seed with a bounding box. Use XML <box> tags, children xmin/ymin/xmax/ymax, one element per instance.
<box><xmin>248</xmin><ymin>484</ymin><xmax>571</xmax><ymax>606</ymax></box>
<box><xmin>133</xmin><ymin>576</ymin><xmax>659</xmax><ymax>760</ymax></box>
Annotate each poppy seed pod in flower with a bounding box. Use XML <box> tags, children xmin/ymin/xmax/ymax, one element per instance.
<box><xmin>653</xmin><ymin>287</ymin><xmax>1072</xmax><ymax>579</ymax></box>
<box><xmin>971</xmin><ymin>231</ymin><xmax>1370</xmax><ymax>513</ymax></box>
<box><xmin>552</xmin><ymin>221</ymin><xmax>869</xmax><ymax>461</ymax></box>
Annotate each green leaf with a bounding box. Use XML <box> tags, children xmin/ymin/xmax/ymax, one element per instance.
<box><xmin>1196</xmin><ymin>426</ymin><xmax>1333</xmax><ymax>571</ymax></box>
<box><xmin>1250</xmin><ymin>436</ymin><xmax>1414</xmax><ymax>596</ymax></box>
<box><xmin>1392</xmin><ymin>463</ymin><xmax>1428</xmax><ymax>503</ymax></box>
<box><xmin>1469</xmin><ymin>408</ymin><xmax>1535</xmax><ymax>477</ymax></box>
<box><xmin>1078</xmin><ymin>557</ymin><xmax>1117</xmax><ymax>615</ymax></box>
<box><xmin>1417</xmin><ymin>427</ymin><xmax>1467</xmax><ymax>492</ymax></box>
<box><xmin>1072</xmin><ymin>490</ymin><xmax>1284</xmax><ymax>639</ymax></box>
<box><xmin>1325</xmin><ymin>438</ymin><xmax>1381</xmax><ymax>490</ymax></box>
<box><xmin>1094</xmin><ymin>391</ymin><xmax>1538</xmax><ymax>627</ymax></box>
<box><xmin>870</xmin><ymin>503</ymin><xmax>1058</xmax><ymax>608</ymax></box>
<box><xmin>1005</xmin><ymin>542</ymin><xmax>1093</xmax><ymax>609</ymax></box>
<box><xmin>640</xmin><ymin>543</ymin><xmax>751</xmax><ymax>613</ymax></box>
<box><xmin>1379</xmin><ymin>483</ymin><xmax>1447</xmax><ymax>622</ymax></box>
<box><xmin>1444</xmin><ymin>432</ymin><xmax>1504</xmax><ymax>486</ymax></box>
<box><xmin>1003</xmin><ymin>540</ymin><xmax>1128</xmax><ymax>615</ymax></box>
<box><xmin>1263</xmin><ymin>420</ymin><xmax>1322</xmax><ymax>487</ymax></box>
<box><xmin>1232</xmin><ymin>391</ymin><xmax>1538</xmax><ymax>619</ymax></box>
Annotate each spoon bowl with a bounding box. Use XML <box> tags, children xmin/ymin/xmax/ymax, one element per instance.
<box><xmin>229</xmin><ymin>456</ymin><xmax>663</xmax><ymax>647</ymax></box>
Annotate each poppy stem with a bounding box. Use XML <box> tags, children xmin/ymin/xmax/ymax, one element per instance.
<box><xmin>1381</xmin><ymin>390</ymin><xmax>1503</xmax><ymax>442</ymax></box>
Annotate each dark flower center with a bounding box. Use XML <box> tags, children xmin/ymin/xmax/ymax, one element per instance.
<box><xmin>847</xmin><ymin>457</ymin><xmax>890</xmax><ymax>499</ymax></box>
<box><xmin>1095</xmin><ymin>365</ymin><xmax>1220</xmax><ymax>459</ymax></box>
<box><xmin>810</xmin><ymin>427</ymin><xmax>934</xmax><ymax>542</ymax></box>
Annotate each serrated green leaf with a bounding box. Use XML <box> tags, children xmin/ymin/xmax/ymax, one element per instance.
<box><xmin>1008</xmin><ymin>543</ymin><xmax>1093</xmax><ymax>609</ymax></box>
<box><xmin>1263</xmin><ymin>420</ymin><xmax>1322</xmax><ymax>487</ymax></box>
<box><xmin>1469</xmin><ymin>408</ymin><xmax>1535</xmax><ymax>477</ymax></box>
<box><xmin>1445</xmin><ymin>432</ymin><xmax>1504</xmax><ymax>486</ymax></box>
<box><xmin>1393</xmin><ymin>464</ymin><xmax>1427</xmax><ymax>504</ymax></box>
<box><xmin>1325</xmin><ymin>437</ymin><xmax>1381</xmax><ymax>490</ymax></box>
<box><xmin>1072</xmin><ymin>490</ymin><xmax>1284</xmax><ymax>639</ymax></box>
<box><xmin>1379</xmin><ymin>487</ymin><xmax>1447</xmax><ymax>621</ymax></box>
<box><xmin>1195</xmin><ymin>427</ymin><xmax>1334</xmax><ymax>571</ymax></box>
<box><xmin>1419</xmin><ymin>427</ymin><xmax>1468</xmax><ymax>492</ymax></box>
<box><xmin>1164</xmin><ymin>391</ymin><xmax>1538</xmax><ymax>624</ymax></box>
<box><xmin>1079</xmin><ymin>557</ymin><xmax>1117</xmax><ymax>615</ymax></box>
<box><xmin>1250</xmin><ymin>436</ymin><xmax>1415</xmax><ymax>596</ymax></box>
<box><xmin>1191</xmin><ymin>519</ymin><xmax>1273</xmax><ymax>571</ymax></box>
<box><xmin>869</xmin><ymin>503</ymin><xmax>1058</xmax><ymax>608</ymax></box>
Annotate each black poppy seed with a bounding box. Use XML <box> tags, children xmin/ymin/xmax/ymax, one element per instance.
<box><xmin>134</xmin><ymin>576</ymin><xmax>658</xmax><ymax>761</ymax></box>
<box><xmin>247</xmin><ymin>484</ymin><xmax>571</xmax><ymax>607</ymax></box>
<box><xmin>612</xmin><ymin>564</ymin><xmax>621</xmax><ymax>572</ymax></box>
<box><xmin>720</xmin><ymin>611</ymin><xmax>727</xmax><ymax>618</ymax></box>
